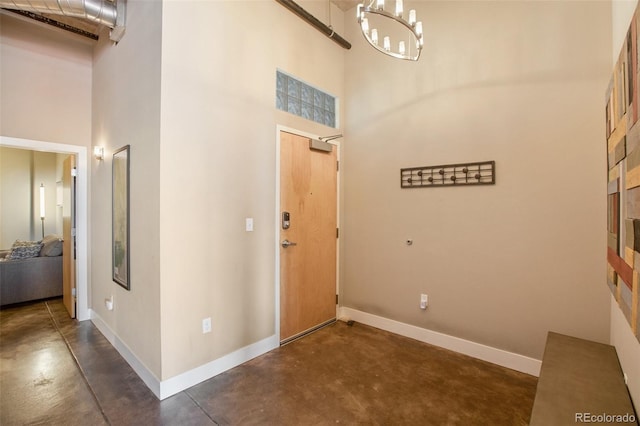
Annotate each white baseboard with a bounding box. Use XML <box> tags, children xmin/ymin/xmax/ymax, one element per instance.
<box><xmin>90</xmin><ymin>309</ymin><xmax>162</xmax><ymax>397</ymax></box>
<box><xmin>339</xmin><ymin>307</ymin><xmax>541</xmax><ymax>377</ymax></box>
<box><xmin>89</xmin><ymin>307</ymin><xmax>538</xmax><ymax>400</ymax></box>
<box><xmin>89</xmin><ymin>309</ymin><xmax>279</xmax><ymax>400</ymax></box>
<box><xmin>159</xmin><ymin>334</ymin><xmax>278</xmax><ymax>399</ymax></box>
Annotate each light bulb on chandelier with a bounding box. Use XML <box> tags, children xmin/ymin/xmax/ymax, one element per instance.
<box><xmin>357</xmin><ymin>0</ymin><xmax>424</xmax><ymax>61</ymax></box>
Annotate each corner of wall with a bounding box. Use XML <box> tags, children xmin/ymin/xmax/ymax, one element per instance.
<box><xmin>90</xmin><ymin>309</ymin><xmax>162</xmax><ymax>398</ymax></box>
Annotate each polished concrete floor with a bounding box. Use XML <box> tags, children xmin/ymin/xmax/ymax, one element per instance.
<box><xmin>1</xmin><ymin>298</ymin><xmax>537</xmax><ymax>425</ymax></box>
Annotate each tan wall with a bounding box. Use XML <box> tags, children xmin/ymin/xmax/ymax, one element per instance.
<box><xmin>159</xmin><ymin>0</ymin><xmax>345</xmax><ymax>379</ymax></box>
<box><xmin>0</xmin><ymin>148</ymin><xmax>59</xmax><ymax>247</ymax></box>
<box><xmin>0</xmin><ymin>14</ymin><xmax>92</xmax><ymax>146</ymax></box>
<box><xmin>91</xmin><ymin>0</ymin><xmax>163</xmax><ymax>378</ymax></box>
<box><xmin>0</xmin><ymin>148</ymin><xmax>31</xmax><ymax>247</ymax></box>
<box><xmin>610</xmin><ymin>0</ymin><xmax>640</xmax><ymax>407</ymax></box>
<box><xmin>0</xmin><ymin>13</ymin><xmax>92</xmax><ymax>250</ymax></box>
<box><xmin>342</xmin><ymin>0</ymin><xmax>612</xmax><ymax>360</ymax></box>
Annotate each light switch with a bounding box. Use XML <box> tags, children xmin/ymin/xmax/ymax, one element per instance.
<box><xmin>245</xmin><ymin>218</ymin><xmax>254</xmax><ymax>232</ymax></box>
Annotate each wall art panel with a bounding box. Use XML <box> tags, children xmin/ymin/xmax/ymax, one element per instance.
<box><xmin>607</xmin><ymin>4</ymin><xmax>640</xmax><ymax>343</ymax></box>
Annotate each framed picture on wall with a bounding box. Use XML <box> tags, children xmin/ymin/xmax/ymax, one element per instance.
<box><xmin>112</xmin><ymin>145</ymin><xmax>130</xmax><ymax>290</ymax></box>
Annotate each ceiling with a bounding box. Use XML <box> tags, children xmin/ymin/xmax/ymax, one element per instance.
<box><xmin>3</xmin><ymin>0</ymin><xmax>361</xmax><ymax>41</ymax></box>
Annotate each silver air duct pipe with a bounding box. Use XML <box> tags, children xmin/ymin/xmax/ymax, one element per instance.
<box><xmin>0</xmin><ymin>0</ymin><xmax>125</xmax><ymax>41</ymax></box>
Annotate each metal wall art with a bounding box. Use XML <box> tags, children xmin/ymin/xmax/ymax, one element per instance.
<box><xmin>401</xmin><ymin>161</ymin><xmax>495</xmax><ymax>188</ymax></box>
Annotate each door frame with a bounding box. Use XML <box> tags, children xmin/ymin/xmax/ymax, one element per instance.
<box><xmin>275</xmin><ymin>125</ymin><xmax>341</xmax><ymax>343</ymax></box>
<box><xmin>1</xmin><ymin>136</ymin><xmax>89</xmax><ymax>321</ymax></box>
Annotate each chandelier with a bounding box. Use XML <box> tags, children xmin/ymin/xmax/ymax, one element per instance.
<box><xmin>356</xmin><ymin>0</ymin><xmax>424</xmax><ymax>61</ymax></box>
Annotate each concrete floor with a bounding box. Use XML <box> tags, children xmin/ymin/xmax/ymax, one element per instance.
<box><xmin>0</xmin><ymin>298</ymin><xmax>537</xmax><ymax>425</ymax></box>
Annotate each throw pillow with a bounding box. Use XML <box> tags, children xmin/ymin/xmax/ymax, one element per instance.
<box><xmin>11</xmin><ymin>239</ymin><xmax>39</xmax><ymax>248</ymax></box>
<box><xmin>7</xmin><ymin>243</ymin><xmax>43</xmax><ymax>260</ymax></box>
<box><xmin>40</xmin><ymin>234</ymin><xmax>63</xmax><ymax>257</ymax></box>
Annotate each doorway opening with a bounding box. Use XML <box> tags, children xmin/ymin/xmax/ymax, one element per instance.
<box><xmin>0</xmin><ymin>136</ymin><xmax>89</xmax><ymax>320</ymax></box>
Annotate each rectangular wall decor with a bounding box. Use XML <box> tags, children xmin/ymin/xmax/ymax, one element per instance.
<box><xmin>606</xmin><ymin>2</ymin><xmax>640</xmax><ymax>343</ymax></box>
<box><xmin>401</xmin><ymin>161</ymin><xmax>495</xmax><ymax>188</ymax></box>
<box><xmin>112</xmin><ymin>145</ymin><xmax>130</xmax><ymax>290</ymax></box>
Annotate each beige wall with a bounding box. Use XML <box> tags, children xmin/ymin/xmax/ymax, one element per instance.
<box><xmin>0</xmin><ymin>14</ymin><xmax>92</xmax><ymax>146</ymax></box>
<box><xmin>0</xmin><ymin>13</ymin><xmax>91</xmax><ymax>247</ymax></box>
<box><xmin>342</xmin><ymin>0</ymin><xmax>612</xmax><ymax>360</ymax></box>
<box><xmin>159</xmin><ymin>0</ymin><xmax>345</xmax><ymax>379</ymax></box>
<box><xmin>0</xmin><ymin>148</ymin><xmax>31</xmax><ymax>247</ymax></box>
<box><xmin>610</xmin><ymin>0</ymin><xmax>640</xmax><ymax>407</ymax></box>
<box><xmin>91</xmin><ymin>0</ymin><xmax>163</xmax><ymax>378</ymax></box>
<box><xmin>0</xmin><ymin>148</ymin><xmax>60</xmax><ymax>247</ymax></box>
<box><xmin>0</xmin><ymin>13</ymin><xmax>92</xmax><ymax>325</ymax></box>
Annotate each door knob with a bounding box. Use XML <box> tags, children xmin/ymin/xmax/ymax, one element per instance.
<box><xmin>281</xmin><ymin>239</ymin><xmax>297</xmax><ymax>248</ymax></box>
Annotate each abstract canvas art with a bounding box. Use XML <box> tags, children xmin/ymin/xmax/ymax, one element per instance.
<box><xmin>606</xmin><ymin>4</ymin><xmax>640</xmax><ymax>343</ymax></box>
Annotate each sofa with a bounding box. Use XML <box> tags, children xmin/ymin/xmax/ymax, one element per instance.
<box><xmin>0</xmin><ymin>235</ymin><xmax>63</xmax><ymax>306</ymax></box>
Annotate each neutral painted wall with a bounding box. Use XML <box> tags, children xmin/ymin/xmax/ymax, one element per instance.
<box><xmin>0</xmin><ymin>148</ymin><xmax>60</xmax><ymax>247</ymax></box>
<box><xmin>0</xmin><ymin>14</ymin><xmax>93</xmax><ymax>146</ymax></box>
<box><xmin>0</xmin><ymin>13</ymin><xmax>92</xmax><ymax>250</ymax></box>
<box><xmin>159</xmin><ymin>0</ymin><xmax>345</xmax><ymax>379</ymax></box>
<box><xmin>611</xmin><ymin>0</ymin><xmax>640</xmax><ymax>407</ymax></box>
<box><xmin>0</xmin><ymin>148</ymin><xmax>31</xmax><ymax>247</ymax></box>
<box><xmin>91</xmin><ymin>0</ymin><xmax>163</xmax><ymax>378</ymax></box>
<box><xmin>342</xmin><ymin>1</ymin><xmax>611</xmax><ymax>361</ymax></box>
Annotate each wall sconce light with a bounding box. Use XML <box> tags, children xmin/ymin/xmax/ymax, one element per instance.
<box><xmin>94</xmin><ymin>146</ymin><xmax>105</xmax><ymax>160</ymax></box>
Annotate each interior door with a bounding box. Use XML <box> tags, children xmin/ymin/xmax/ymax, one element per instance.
<box><xmin>62</xmin><ymin>155</ymin><xmax>76</xmax><ymax>318</ymax></box>
<box><xmin>280</xmin><ymin>131</ymin><xmax>338</xmax><ymax>343</ymax></box>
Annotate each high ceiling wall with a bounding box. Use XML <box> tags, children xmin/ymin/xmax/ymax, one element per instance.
<box><xmin>342</xmin><ymin>0</ymin><xmax>612</xmax><ymax>360</ymax></box>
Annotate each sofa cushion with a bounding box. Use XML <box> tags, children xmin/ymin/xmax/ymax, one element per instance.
<box><xmin>40</xmin><ymin>234</ymin><xmax>63</xmax><ymax>257</ymax></box>
<box><xmin>7</xmin><ymin>241</ymin><xmax>43</xmax><ymax>260</ymax></box>
<box><xmin>0</xmin><ymin>255</ymin><xmax>63</xmax><ymax>305</ymax></box>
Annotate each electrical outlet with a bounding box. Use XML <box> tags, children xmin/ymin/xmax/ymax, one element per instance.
<box><xmin>245</xmin><ymin>218</ymin><xmax>254</xmax><ymax>232</ymax></box>
<box><xmin>420</xmin><ymin>294</ymin><xmax>428</xmax><ymax>310</ymax></box>
<box><xmin>105</xmin><ymin>296</ymin><xmax>114</xmax><ymax>311</ymax></box>
<box><xmin>202</xmin><ymin>317</ymin><xmax>212</xmax><ymax>334</ymax></box>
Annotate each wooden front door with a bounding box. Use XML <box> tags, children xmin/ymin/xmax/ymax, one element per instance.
<box><xmin>279</xmin><ymin>131</ymin><xmax>338</xmax><ymax>343</ymax></box>
<box><xmin>62</xmin><ymin>155</ymin><xmax>76</xmax><ymax>318</ymax></box>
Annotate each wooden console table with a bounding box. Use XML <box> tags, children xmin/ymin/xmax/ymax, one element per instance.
<box><xmin>530</xmin><ymin>332</ymin><xmax>637</xmax><ymax>425</ymax></box>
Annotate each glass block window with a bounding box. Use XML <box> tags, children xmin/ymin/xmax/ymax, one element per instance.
<box><xmin>276</xmin><ymin>71</ymin><xmax>336</xmax><ymax>128</ymax></box>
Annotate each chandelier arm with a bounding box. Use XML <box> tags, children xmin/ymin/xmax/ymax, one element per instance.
<box><xmin>365</xmin><ymin>39</ymin><xmax>420</xmax><ymax>61</ymax></box>
<box><xmin>360</xmin><ymin>6</ymin><xmax>422</xmax><ymax>47</ymax></box>
<box><xmin>357</xmin><ymin>4</ymin><xmax>423</xmax><ymax>61</ymax></box>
